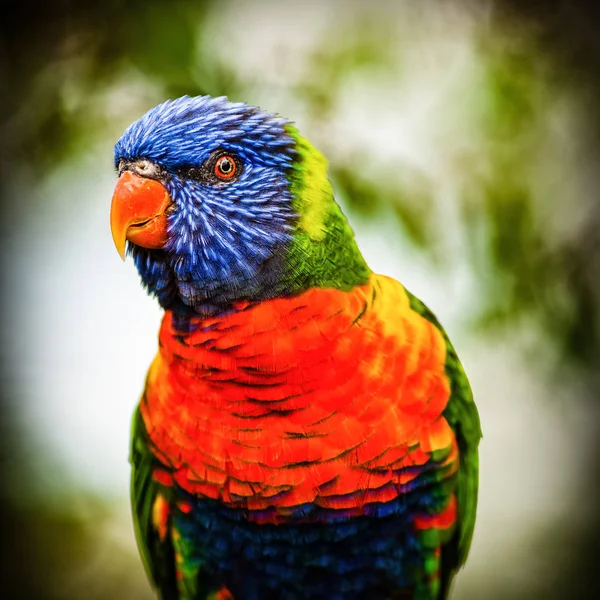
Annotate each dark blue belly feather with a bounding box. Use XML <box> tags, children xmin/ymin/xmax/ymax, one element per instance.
<box><xmin>171</xmin><ymin>473</ymin><xmax>454</xmax><ymax>600</ymax></box>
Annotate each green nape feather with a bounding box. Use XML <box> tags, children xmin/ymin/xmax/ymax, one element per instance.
<box><xmin>279</xmin><ymin>127</ymin><xmax>372</xmax><ymax>294</ymax></box>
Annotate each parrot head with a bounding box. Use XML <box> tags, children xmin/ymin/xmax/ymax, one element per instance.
<box><xmin>111</xmin><ymin>95</ymin><xmax>369</xmax><ymax>316</ymax></box>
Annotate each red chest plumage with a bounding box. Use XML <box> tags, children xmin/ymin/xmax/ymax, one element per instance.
<box><xmin>141</xmin><ymin>275</ymin><xmax>457</xmax><ymax>522</ymax></box>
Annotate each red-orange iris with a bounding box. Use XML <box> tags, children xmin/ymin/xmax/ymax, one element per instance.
<box><xmin>214</xmin><ymin>155</ymin><xmax>236</xmax><ymax>179</ymax></box>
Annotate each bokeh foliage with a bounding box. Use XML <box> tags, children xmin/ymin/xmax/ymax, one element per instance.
<box><xmin>2</xmin><ymin>1</ymin><xmax>600</xmax><ymax>599</ymax></box>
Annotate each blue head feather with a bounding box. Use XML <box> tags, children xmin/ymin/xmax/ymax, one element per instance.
<box><xmin>114</xmin><ymin>95</ymin><xmax>298</xmax><ymax>316</ymax></box>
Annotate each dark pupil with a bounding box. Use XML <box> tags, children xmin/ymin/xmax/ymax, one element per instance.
<box><xmin>219</xmin><ymin>158</ymin><xmax>232</xmax><ymax>174</ymax></box>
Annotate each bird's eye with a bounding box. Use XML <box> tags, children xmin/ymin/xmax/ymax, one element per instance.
<box><xmin>214</xmin><ymin>155</ymin><xmax>237</xmax><ymax>180</ymax></box>
<box><xmin>176</xmin><ymin>151</ymin><xmax>242</xmax><ymax>184</ymax></box>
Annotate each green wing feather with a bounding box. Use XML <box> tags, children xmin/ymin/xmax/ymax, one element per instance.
<box><xmin>405</xmin><ymin>290</ymin><xmax>482</xmax><ymax>599</ymax></box>
<box><xmin>130</xmin><ymin>407</ymin><xmax>179</xmax><ymax>600</ymax></box>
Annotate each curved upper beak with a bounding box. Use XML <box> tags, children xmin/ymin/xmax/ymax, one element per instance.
<box><xmin>110</xmin><ymin>171</ymin><xmax>173</xmax><ymax>260</ymax></box>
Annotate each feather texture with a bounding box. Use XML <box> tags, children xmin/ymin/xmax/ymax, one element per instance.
<box><xmin>131</xmin><ymin>276</ymin><xmax>479</xmax><ymax>599</ymax></box>
<box><xmin>112</xmin><ymin>95</ymin><xmax>482</xmax><ymax>600</ymax></box>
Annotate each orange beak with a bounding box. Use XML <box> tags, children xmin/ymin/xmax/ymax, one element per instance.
<box><xmin>110</xmin><ymin>171</ymin><xmax>173</xmax><ymax>260</ymax></box>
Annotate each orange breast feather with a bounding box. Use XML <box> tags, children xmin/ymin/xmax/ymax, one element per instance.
<box><xmin>141</xmin><ymin>275</ymin><xmax>456</xmax><ymax>522</ymax></box>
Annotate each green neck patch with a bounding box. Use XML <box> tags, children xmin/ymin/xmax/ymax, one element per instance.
<box><xmin>279</xmin><ymin>127</ymin><xmax>371</xmax><ymax>294</ymax></box>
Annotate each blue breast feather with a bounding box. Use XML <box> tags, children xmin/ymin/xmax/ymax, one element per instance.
<box><xmin>170</xmin><ymin>470</ymin><xmax>453</xmax><ymax>600</ymax></box>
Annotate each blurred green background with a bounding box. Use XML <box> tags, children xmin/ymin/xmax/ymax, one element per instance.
<box><xmin>2</xmin><ymin>1</ymin><xmax>600</xmax><ymax>598</ymax></box>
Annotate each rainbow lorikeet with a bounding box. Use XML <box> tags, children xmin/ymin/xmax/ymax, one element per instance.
<box><xmin>110</xmin><ymin>96</ymin><xmax>481</xmax><ymax>600</ymax></box>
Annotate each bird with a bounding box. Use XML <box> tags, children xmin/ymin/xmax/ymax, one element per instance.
<box><xmin>109</xmin><ymin>95</ymin><xmax>481</xmax><ymax>600</ymax></box>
